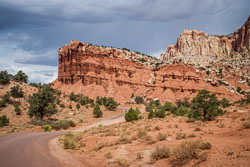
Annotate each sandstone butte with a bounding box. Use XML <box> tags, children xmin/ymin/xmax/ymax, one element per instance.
<box><xmin>53</xmin><ymin>16</ymin><xmax>250</xmax><ymax>104</ymax></box>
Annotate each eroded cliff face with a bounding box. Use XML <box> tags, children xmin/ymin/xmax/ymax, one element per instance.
<box><xmin>160</xmin><ymin>16</ymin><xmax>250</xmax><ymax>68</ymax></box>
<box><xmin>53</xmin><ymin>40</ymin><xmax>241</xmax><ymax>103</ymax></box>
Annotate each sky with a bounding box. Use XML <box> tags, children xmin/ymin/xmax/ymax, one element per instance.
<box><xmin>0</xmin><ymin>0</ymin><xmax>249</xmax><ymax>83</ymax></box>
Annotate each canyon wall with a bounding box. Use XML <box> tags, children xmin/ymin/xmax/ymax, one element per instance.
<box><xmin>160</xmin><ymin>16</ymin><xmax>250</xmax><ymax>68</ymax></box>
<box><xmin>53</xmin><ymin>40</ymin><xmax>241</xmax><ymax>103</ymax></box>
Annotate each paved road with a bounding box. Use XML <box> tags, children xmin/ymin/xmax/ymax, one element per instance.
<box><xmin>0</xmin><ymin>107</ymin><xmax>128</xmax><ymax>167</ymax></box>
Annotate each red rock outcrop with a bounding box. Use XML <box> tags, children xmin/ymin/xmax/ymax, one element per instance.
<box><xmin>160</xmin><ymin>16</ymin><xmax>250</xmax><ymax>67</ymax></box>
<box><xmin>53</xmin><ymin>40</ymin><xmax>241</xmax><ymax>103</ymax></box>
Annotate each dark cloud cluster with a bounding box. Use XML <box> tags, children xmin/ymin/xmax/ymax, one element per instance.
<box><xmin>0</xmin><ymin>0</ymin><xmax>249</xmax><ymax>83</ymax></box>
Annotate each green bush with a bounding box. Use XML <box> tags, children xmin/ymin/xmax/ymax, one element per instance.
<box><xmin>96</xmin><ymin>97</ymin><xmax>119</xmax><ymax>110</ymax></box>
<box><xmin>148</xmin><ymin>109</ymin><xmax>155</xmax><ymax>119</ymax></box>
<box><xmin>236</xmin><ymin>87</ymin><xmax>242</xmax><ymax>93</ymax></box>
<box><xmin>125</xmin><ymin>108</ymin><xmax>140</xmax><ymax>122</ymax></box>
<box><xmin>162</xmin><ymin>101</ymin><xmax>176</xmax><ymax>113</ymax></box>
<box><xmin>51</xmin><ymin>119</ymin><xmax>76</xmax><ymax>130</ymax></box>
<box><xmin>14</xmin><ymin>103</ymin><xmax>21</xmax><ymax>115</ymax></box>
<box><xmin>0</xmin><ymin>70</ymin><xmax>12</xmax><ymax>84</ymax></box>
<box><xmin>135</xmin><ymin>96</ymin><xmax>144</xmax><ymax>104</ymax></box>
<box><xmin>188</xmin><ymin>89</ymin><xmax>223</xmax><ymax>121</ymax></box>
<box><xmin>1</xmin><ymin>92</ymin><xmax>10</xmax><ymax>103</ymax></box>
<box><xmin>155</xmin><ymin>108</ymin><xmax>166</xmax><ymax>118</ymax></box>
<box><xmin>0</xmin><ymin>100</ymin><xmax>6</xmax><ymax>107</ymax></box>
<box><xmin>13</xmin><ymin>70</ymin><xmax>28</xmax><ymax>83</ymax></box>
<box><xmin>173</xmin><ymin>105</ymin><xmax>189</xmax><ymax>116</ymax></box>
<box><xmin>0</xmin><ymin>115</ymin><xmax>9</xmax><ymax>127</ymax></box>
<box><xmin>146</xmin><ymin>100</ymin><xmax>161</xmax><ymax>112</ymax></box>
<box><xmin>10</xmin><ymin>85</ymin><xmax>24</xmax><ymax>98</ymax></box>
<box><xmin>220</xmin><ymin>98</ymin><xmax>230</xmax><ymax>108</ymax></box>
<box><xmin>43</xmin><ymin>124</ymin><xmax>52</xmax><ymax>132</ymax></box>
<box><xmin>28</xmin><ymin>84</ymin><xmax>57</xmax><ymax>120</ymax></box>
<box><xmin>176</xmin><ymin>97</ymin><xmax>190</xmax><ymax>108</ymax></box>
<box><xmin>69</xmin><ymin>92</ymin><xmax>78</xmax><ymax>102</ymax></box>
<box><xmin>79</xmin><ymin>96</ymin><xmax>94</xmax><ymax>106</ymax></box>
<box><xmin>60</xmin><ymin>103</ymin><xmax>65</xmax><ymax>108</ymax></box>
<box><xmin>93</xmin><ymin>104</ymin><xmax>103</xmax><ymax>118</ymax></box>
<box><xmin>76</xmin><ymin>103</ymin><xmax>80</xmax><ymax>110</ymax></box>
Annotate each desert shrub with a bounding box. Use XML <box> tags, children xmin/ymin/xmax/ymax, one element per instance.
<box><xmin>146</xmin><ymin>100</ymin><xmax>161</xmax><ymax>112</ymax></box>
<box><xmin>0</xmin><ymin>100</ymin><xmax>6</xmax><ymax>107</ymax></box>
<box><xmin>155</xmin><ymin>108</ymin><xmax>166</xmax><ymax>118</ymax></box>
<box><xmin>79</xmin><ymin>96</ymin><xmax>94</xmax><ymax>106</ymax></box>
<box><xmin>162</xmin><ymin>101</ymin><xmax>177</xmax><ymax>113</ymax></box>
<box><xmin>157</xmin><ymin>133</ymin><xmax>166</xmax><ymax>141</ymax></box>
<box><xmin>60</xmin><ymin>103</ymin><xmax>65</xmax><ymax>108</ymax></box>
<box><xmin>60</xmin><ymin>132</ymin><xmax>82</xmax><ymax>149</ymax></box>
<box><xmin>0</xmin><ymin>115</ymin><xmax>9</xmax><ymax>127</ymax></box>
<box><xmin>76</xmin><ymin>103</ymin><xmax>80</xmax><ymax>110</ymax></box>
<box><xmin>29</xmin><ymin>82</ymin><xmax>43</xmax><ymax>88</ymax></box>
<box><xmin>151</xmin><ymin>145</ymin><xmax>171</xmax><ymax>161</ymax></box>
<box><xmin>14</xmin><ymin>103</ymin><xmax>21</xmax><ymax>115</ymax></box>
<box><xmin>171</xmin><ymin>140</ymin><xmax>201</xmax><ymax>166</ymax></box>
<box><xmin>148</xmin><ymin>109</ymin><xmax>155</xmax><ymax>119</ymax></box>
<box><xmin>242</xmin><ymin>120</ymin><xmax>250</xmax><ymax>129</ymax></box>
<box><xmin>176</xmin><ymin>97</ymin><xmax>190</xmax><ymax>108</ymax></box>
<box><xmin>189</xmin><ymin>89</ymin><xmax>224</xmax><ymax>121</ymax></box>
<box><xmin>96</xmin><ymin>96</ymin><xmax>119</xmax><ymax>110</ymax></box>
<box><xmin>10</xmin><ymin>85</ymin><xmax>24</xmax><ymax>98</ymax></box>
<box><xmin>236</xmin><ymin>87</ymin><xmax>242</xmax><ymax>93</ymax></box>
<box><xmin>135</xmin><ymin>96</ymin><xmax>144</xmax><ymax>104</ymax></box>
<box><xmin>13</xmin><ymin>70</ymin><xmax>28</xmax><ymax>83</ymax></box>
<box><xmin>0</xmin><ymin>92</ymin><xmax>10</xmax><ymax>107</ymax></box>
<box><xmin>115</xmin><ymin>158</ymin><xmax>129</xmax><ymax>167</ymax></box>
<box><xmin>220</xmin><ymin>98</ymin><xmax>230</xmax><ymax>108</ymax></box>
<box><xmin>69</xmin><ymin>104</ymin><xmax>72</xmax><ymax>109</ymax></box>
<box><xmin>104</xmin><ymin>97</ymin><xmax>119</xmax><ymax>110</ymax></box>
<box><xmin>173</xmin><ymin>105</ymin><xmax>189</xmax><ymax>116</ymax></box>
<box><xmin>51</xmin><ymin>119</ymin><xmax>76</xmax><ymax>130</ymax></box>
<box><xmin>176</xmin><ymin>131</ymin><xmax>186</xmax><ymax>140</ymax></box>
<box><xmin>69</xmin><ymin>92</ymin><xmax>79</xmax><ymax>102</ymax></box>
<box><xmin>1</xmin><ymin>92</ymin><xmax>10</xmax><ymax>103</ymax></box>
<box><xmin>125</xmin><ymin>108</ymin><xmax>140</xmax><ymax>122</ymax></box>
<box><xmin>43</xmin><ymin>124</ymin><xmax>52</xmax><ymax>132</ymax></box>
<box><xmin>0</xmin><ymin>70</ymin><xmax>12</xmax><ymax>84</ymax></box>
<box><xmin>200</xmin><ymin>141</ymin><xmax>212</xmax><ymax>150</ymax></box>
<box><xmin>93</xmin><ymin>104</ymin><xmax>103</xmax><ymax>118</ymax></box>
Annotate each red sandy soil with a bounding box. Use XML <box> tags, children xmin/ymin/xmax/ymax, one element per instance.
<box><xmin>58</xmin><ymin>104</ymin><xmax>250</xmax><ymax>167</ymax></box>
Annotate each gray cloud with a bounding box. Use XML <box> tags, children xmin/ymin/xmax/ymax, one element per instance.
<box><xmin>0</xmin><ymin>0</ymin><xmax>249</xmax><ymax>83</ymax></box>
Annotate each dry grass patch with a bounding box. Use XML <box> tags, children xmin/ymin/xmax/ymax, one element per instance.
<box><xmin>151</xmin><ymin>145</ymin><xmax>171</xmax><ymax>161</ymax></box>
<box><xmin>157</xmin><ymin>132</ymin><xmax>166</xmax><ymax>141</ymax></box>
<box><xmin>59</xmin><ymin>132</ymin><xmax>83</xmax><ymax>149</ymax></box>
<box><xmin>242</xmin><ymin>119</ymin><xmax>250</xmax><ymax>129</ymax></box>
<box><xmin>176</xmin><ymin>131</ymin><xmax>186</xmax><ymax>140</ymax></box>
<box><xmin>171</xmin><ymin>140</ymin><xmax>210</xmax><ymax>166</ymax></box>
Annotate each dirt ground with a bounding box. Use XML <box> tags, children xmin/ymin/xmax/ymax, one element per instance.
<box><xmin>59</xmin><ymin>104</ymin><xmax>250</xmax><ymax>167</ymax></box>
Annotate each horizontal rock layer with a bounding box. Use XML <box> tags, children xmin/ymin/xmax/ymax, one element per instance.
<box><xmin>53</xmin><ymin>40</ymin><xmax>241</xmax><ymax>103</ymax></box>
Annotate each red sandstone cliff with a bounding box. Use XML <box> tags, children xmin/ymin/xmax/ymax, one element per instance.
<box><xmin>53</xmin><ymin>40</ymin><xmax>242</xmax><ymax>103</ymax></box>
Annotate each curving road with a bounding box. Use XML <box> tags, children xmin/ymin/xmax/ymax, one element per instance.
<box><xmin>0</xmin><ymin>107</ymin><xmax>128</xmax><ymax>167</ymax></box>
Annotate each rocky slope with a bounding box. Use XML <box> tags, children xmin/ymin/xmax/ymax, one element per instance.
<box><xmin>53</xmin><ymin>39</ymin><xmax>242</xmax><ymax>103</ymax></box>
